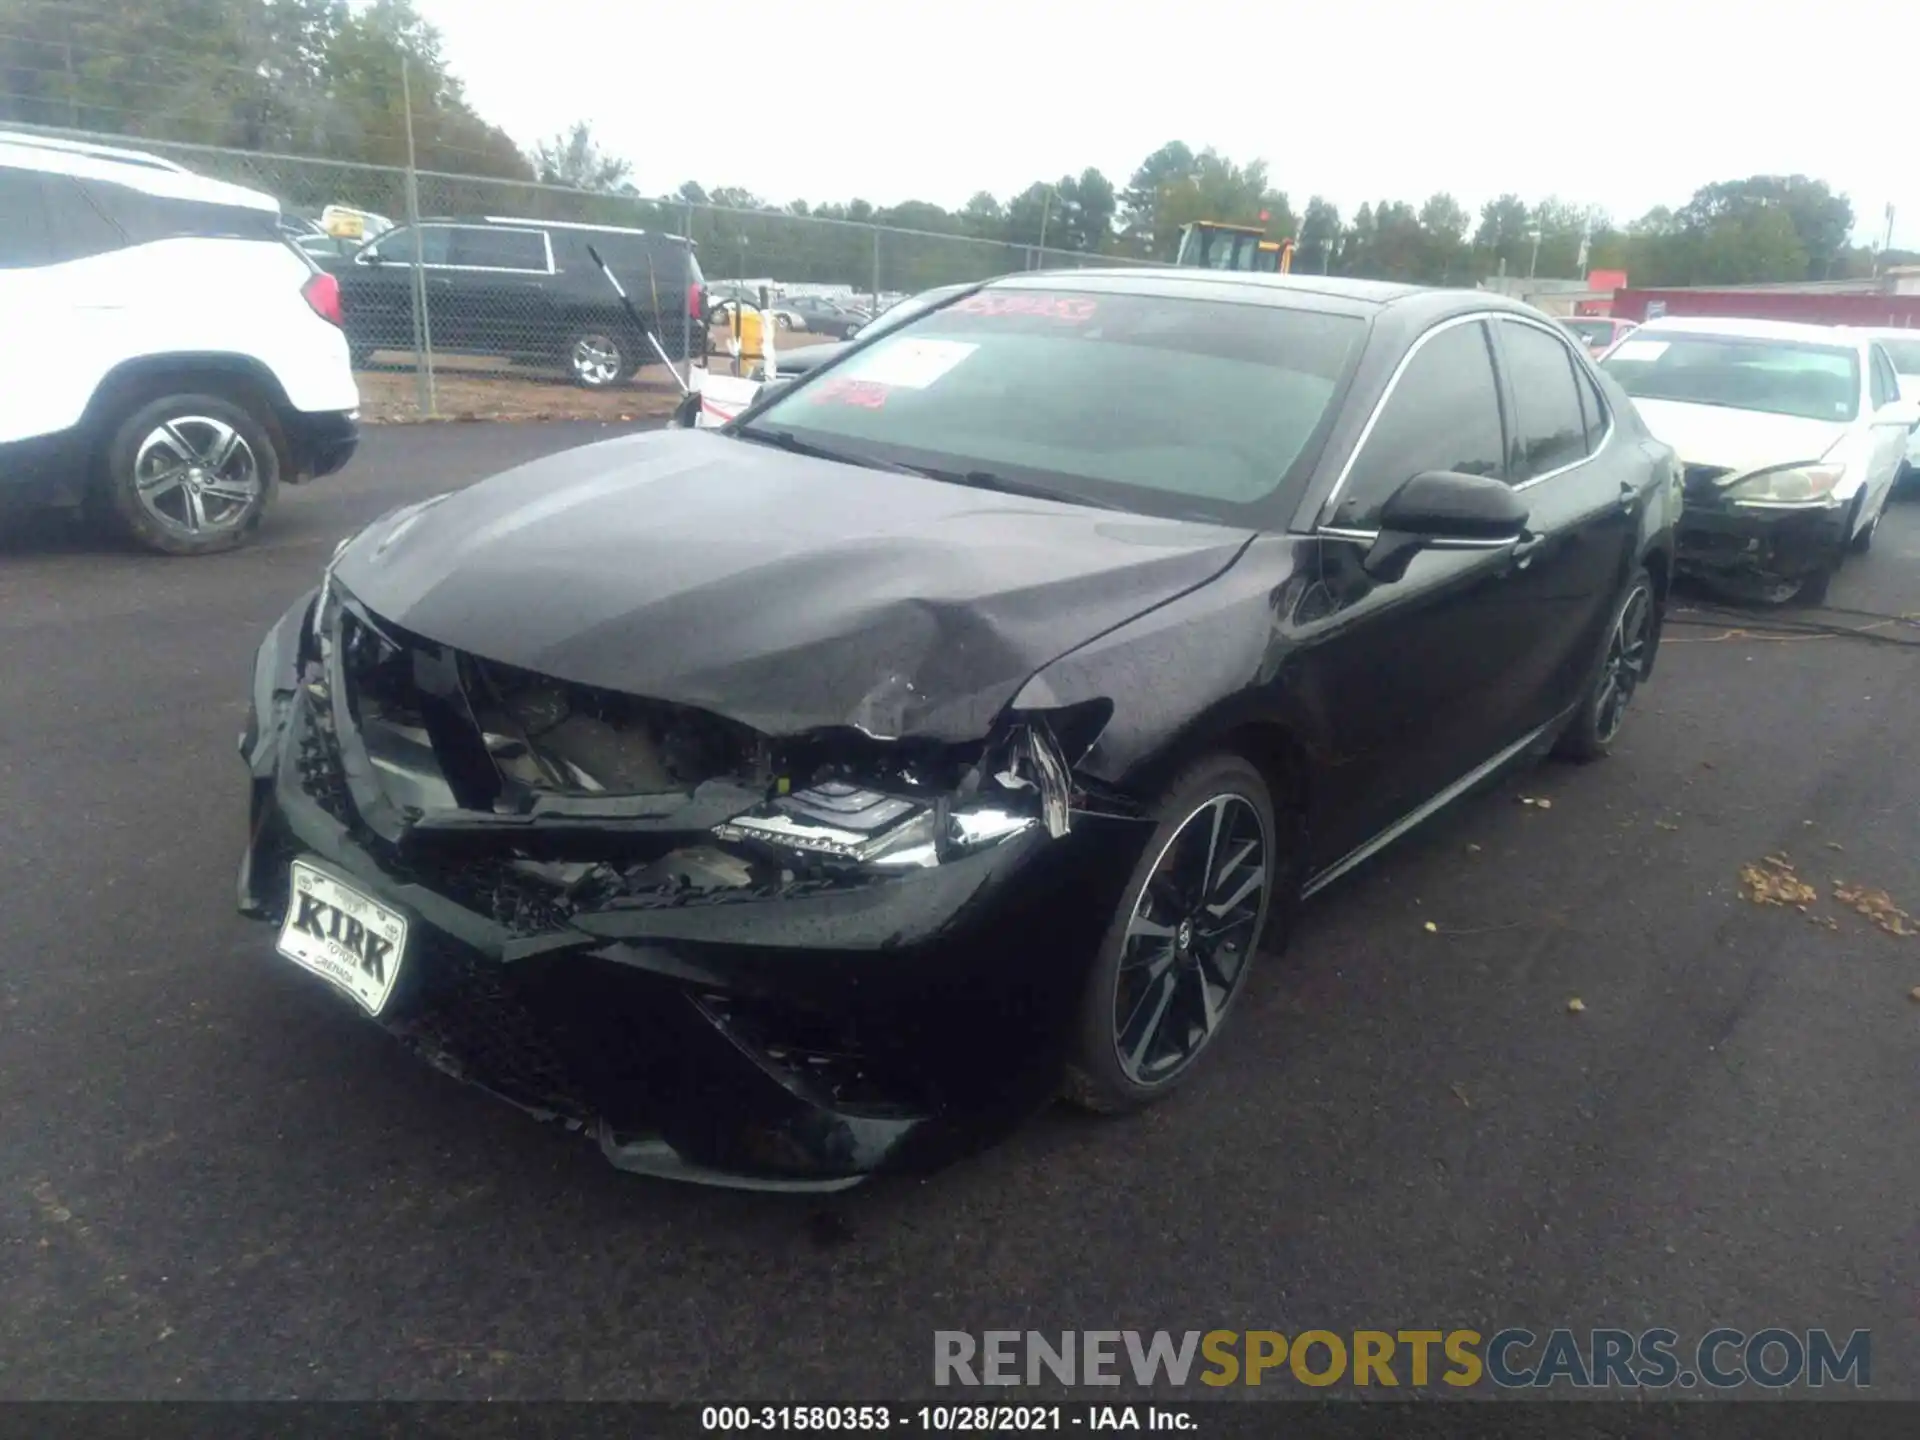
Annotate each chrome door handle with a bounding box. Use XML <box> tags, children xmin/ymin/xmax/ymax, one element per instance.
<box><xmin>1510</xmin><ymin>531</ymin><xmax>1549</xmax><ymax>566</ymax></box>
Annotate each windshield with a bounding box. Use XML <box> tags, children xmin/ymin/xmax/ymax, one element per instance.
<box><xmin>1600</xmin><ymin>333</ymin><xmax>1860</xmax><ymax>423</ymax></box>
<box><xmin>741</xmin><ymin>287</ymin><xmax>1365</xmax><ymax>521</ymax></box>
<box><xmin>1878</xmin><ymin>337</ymin><xmax>1920</xmax><ymax>375</ymax></box>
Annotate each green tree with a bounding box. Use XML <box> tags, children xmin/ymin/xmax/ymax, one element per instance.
<box><xmin>1297</xmin><ymin>197</ymin><xmax>1341</xmax><ymax>272</ymax></box>
<box><xmin>1678</xmin><ymin>176</ymin><xmax>1853</xmax><ymax>278</ymax></box>
<box><xmin>532</xmin><ymin>121</ymin><xmax>632</xmax><ymax>193</ymax></box>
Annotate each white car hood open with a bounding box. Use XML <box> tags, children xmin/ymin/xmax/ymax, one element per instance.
<box><xmin>1629</xmin><ymin>398</ymin><xmax>1850</xmax><ymax>473</ymax></box>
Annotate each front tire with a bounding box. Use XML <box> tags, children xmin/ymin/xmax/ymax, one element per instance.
<box><xmin>1063</xmin><ymin>754</ymin><xmax>1278</xmax><ymax>1114</ymax></box>
<box><xmin>565</xmin><ymin>329</ymin><xmax>630</xmax><ymax>389</ymax></box>
<box><xmin>1555</xmin><ymin>566</ymin><xmax>1653</xmax><ymax>761</ymax></box>
<box><xmin>1851</xmin><ymin>495</ymin><xmax>1881</xmax><ymax>554</ymax></box>
<box><xmin>95</xmin><ymin>391</ymin><xmax>280</xmax><ymax>556</ymax></box>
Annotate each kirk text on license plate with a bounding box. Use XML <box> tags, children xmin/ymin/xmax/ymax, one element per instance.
<box><xmin>275</xmin><ymin>861</ymin><xmax>408</xmax><ymax>1015</ymax></box>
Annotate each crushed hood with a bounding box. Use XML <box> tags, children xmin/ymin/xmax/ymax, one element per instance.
<box><xmin>332</xmin><ymin>428</ymin><xmax>1253</xmax><ymax>742</ymax></box>
<box><xmin>1629</xmin><ymin>398</ymin><xmax>1851</xmax><ymax>475</ymax></box>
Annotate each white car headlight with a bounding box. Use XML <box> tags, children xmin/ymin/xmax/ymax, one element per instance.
<box><xmin>1721</xmin><ymin>463</ymin><xmax>1845</xmax><ymax>508</ymax></box>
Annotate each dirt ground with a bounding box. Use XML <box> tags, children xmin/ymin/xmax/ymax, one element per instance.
<box><xmin>354</xmin><ymin>330</ymin><xmax>841</xmax><ymax>424</ymax></box>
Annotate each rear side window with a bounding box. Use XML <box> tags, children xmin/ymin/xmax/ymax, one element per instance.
<box><xmin>1330</xmin><ymin>320</ymin><xmax>1506</xmax><ymax>529</ymax></box>
<box><xmin>79</xmin><ymin>178</ymin><xmax>273</xmax><ymax>247</ymax></box>
<box><xmin>1498</xmin><ymin>318</ymin><xmax>1590</xmax><ymax>479</ymax></box>
<box><xmin>450</xmin><ymin>227</ymin><xmax>547</xmax><ymax>270</ymax></box>
<box><xmin>46</xmin><ymin>175</ymin><xmax>129</xmax><ymax>261</ymax></box>
<box><xmin>0</xmin><ymin>168</ymin><xmax>130</xmax><ymax>266</ymax></box>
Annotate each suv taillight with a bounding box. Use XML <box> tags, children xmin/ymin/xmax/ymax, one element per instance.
<box><xmin>302</xmin><ymin>271</ymin><xmax>343</xmax><ymax>328</ymax></box>
<box><xmin>688</xmin><ymin>281</ymin><xmax>704</xmax><ymax>319</ymax></box>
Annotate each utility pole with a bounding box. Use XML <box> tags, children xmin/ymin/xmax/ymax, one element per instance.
<box><xmin>1036</xmin><ymin>185</ymin><xmax>1056</xmax><ymax>267</ymax></box>
<box><xmin>400</xmin><ymin>58</ymin><xmax>435</xmax><ymax>418</ymax></box>
<box><xmin>1527</xmin><ymin>228</ymin><xmax>1542</xmax><ymax>281</ymax></box>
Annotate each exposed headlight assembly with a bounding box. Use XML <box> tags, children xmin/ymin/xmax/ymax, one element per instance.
<box><xmin>713</xmin><ymin>712</ymin><xmax>1097</xmax><ymax>872</ymax></box>
<box><xmin>1721</xmin><ymin>463</ymin><xmax>1845</xmax><ymax>508</ymax></box>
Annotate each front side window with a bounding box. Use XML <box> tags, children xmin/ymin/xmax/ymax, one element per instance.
<box><xmin>1499</xmin><ymin>319</ymin><xmax>1590</xmax><ymax>479</ymax></box>
<box><xmin>1879</xmin><ymin>337</ymin><xmax>1920</xmax><ymax>377</ymax></box>
<box><xmin>1871</xmin><ymin>347</ymin><xmax>1904</xmax><ymax>408</ymax></box>
<box><xmin>745</xmin><ymin>288</ymin><xmax>1365</xmax><ymax>522</ymax></box>
<box><xmin>362</xmin><ymin>225</ymin><xmax>451</xmax><ymax>266</ymax></box>
<box><xmin>1326</xmin><ymin>320</ymin><xmax>1506</xmax><ymax>530</ymax></box>
<box><xmin>1601</xmin><ymin>333</ymin><xmax>1861</xmax><ymax>423</ymax></box>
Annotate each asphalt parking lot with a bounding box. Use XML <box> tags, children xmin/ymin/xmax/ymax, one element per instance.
<box><xmin>4</xmin><ymin>422</ymin><xmax>1918</xmax><ymax>1400</ymax></box>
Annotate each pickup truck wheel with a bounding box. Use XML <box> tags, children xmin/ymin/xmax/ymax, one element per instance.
<box><xmin>96</xmin><ymin>392</ymin><xmax>280</xmax><ymax>556</ymax></box>
<box><xmin>565</xmin><ymin>329</ymin><xmax>629</xmax><ymax>389</ymax></box>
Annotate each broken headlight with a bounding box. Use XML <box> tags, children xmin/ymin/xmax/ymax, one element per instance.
<box><xmin>713</xmin><ymin>718</ymin><xmax>1082</xmax><ymax>871</ymax></box>
<box><xmin>1721</xmin><ymin>463</ymin><xmax>1845</xmax><ymax>508</ymax></box>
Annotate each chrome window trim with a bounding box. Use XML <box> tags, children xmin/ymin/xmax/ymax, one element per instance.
<box><xmin>356</xmin><ymin>223</ymin><xmax>554</xmax><ymax>275</ymax></box>
<box><xmin>1313</xmin><ymin>311</ymin><xmax>1494</xmax><ymax>530</ymax></box>
<box><xmin>1497</xmin><ymin>312</ymin><xmax>1616</xmax><ymax>488</ymax></box>
<box><xmin>1318</xmin><ymin>524</ymin><xmax>1514</xmax><ymax>550</ymax></box>
<box><xmin>1313</xmin><ymin>309</ymin><xmax>1616</xmax><ymax>536</ymax></box>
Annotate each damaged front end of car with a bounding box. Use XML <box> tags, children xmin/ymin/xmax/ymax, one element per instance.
<box><xmin>1675</xmin><ymin>459</ymin><xmax>1853</xmax><ymax>601</ymax></box>
<box><xmin>238</xmin><ymin>576</ymin><xmax>1145</xmax><ymax>1188</ymax></box>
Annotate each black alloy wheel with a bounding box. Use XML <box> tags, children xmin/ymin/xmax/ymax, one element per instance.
<box><xmin>1065</xmin><ymin>754</ymin><xmax>1277</xmax><ymax>1112</ymax></box>
<box><xmin>1556</xmin><ymin>567</ymin><xmax>1653</xmax><ymax>760</ymax></box>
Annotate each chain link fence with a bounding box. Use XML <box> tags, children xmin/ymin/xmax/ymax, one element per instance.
<box><xmin>5</xmin><ymin>122</ymin><xmax>1148</xmax><ymax>420</ymax></box>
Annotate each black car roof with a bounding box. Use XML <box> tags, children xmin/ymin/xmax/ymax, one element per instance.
<box><xmin>989</xmin><ymin>267</ymin><xmax>1544</xmax><ymax>329</ymax></box>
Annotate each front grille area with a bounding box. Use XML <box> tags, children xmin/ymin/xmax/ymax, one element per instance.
<box><xmin>1683</xmin><ymin>464</ymin><xmax>1732</xmax><ymax>503</ymax></box>
<box><xmin>294</xmin><ymin>681</ymin><xmax>354</xmax><ymax>827</ymax></box>
<box><xmin>384</xmin><ymin>939</ymin><xmax>598</xmax><ymax>1121</ymax></box>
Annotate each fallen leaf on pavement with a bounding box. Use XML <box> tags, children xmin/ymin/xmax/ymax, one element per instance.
<box><xmin>1832</xmin><ymin>881</ymin><xmax>1918</xmax><ymax>937</ymax></box>
<box><xmin>1536</xmin><ymin>798</ymin><xmax>1552</xmax><ymax>811</ymax></box>
<box><xmin>1423</xmin><ymin>921</ymin><xmax>1438</xmax><ymax>934</ymax></box>
<box><xmin>1566</xmin><ymin>998</ymin><xmax>1586</xmax><ymax>1014</ymax></box>
<box><xmin>1655</xmin><ymin>820</ymin><xmax>1680</xmax><ymax>832</ymax></box>
<box><xmin>1740</xmin><ymin>858</ymin><xmax>1817</xmax><ymax>908</ymax></box>
<box><xmin>1450</xmin><ymin>1082</ymin><xmax>1471</xmax><ymax>1108</ymax></box>
<box><xmin>1909</xmin><ymin>986</ymin><xmax>1920</xmax><ymax>1003</ymax></box>
<box><xmin>1826</xmin><ymin>842</ymin><xmax>1844</xmax><ymax>851</ymax></box>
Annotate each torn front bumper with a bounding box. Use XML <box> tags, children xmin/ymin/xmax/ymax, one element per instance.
<box><xmin>1675</xmin><ymin>496</ymin><xmax>1849</xmax><ymax>589</ymax></box>
<box><xmin>236</xmin><ymin>591</ymin><xmax>1140</xmax><ymax>1189</ymax></box>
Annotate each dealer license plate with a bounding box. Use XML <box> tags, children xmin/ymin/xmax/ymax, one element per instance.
<box><xmin>275</xmin><ymin>861</ymin><xmax>408</xmax><ymax>1016</ymax></box>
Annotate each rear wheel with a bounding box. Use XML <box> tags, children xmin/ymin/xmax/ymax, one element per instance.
<box><xmin>1064</xmin><ymin>754</ymin><xmax>1278</xmax><ymax>1114</ymax></box>
<box><xmin>1555</xmin><ymin>567</ymin><xmax>1653</xmax><ymax>761</ymax></box>
<box><xmin>95</xmin><ymin>391</ymin><xmax>280</xmax><ymax>555</ymax></box>
<box><xmin>565</xmin><ymin>328</ymin><xmax>630</xmax><ymax>389</ymax></box>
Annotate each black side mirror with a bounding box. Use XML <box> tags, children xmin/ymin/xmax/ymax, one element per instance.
<box><xmin>1363</xmin><ymin>470</ymin><xmax>1528</xmax><ymax>582</ymax></box>
<box><xmin>668</xmin><ymin>389</ymin><xmax>702</xmax><ymax>429</ymax></box>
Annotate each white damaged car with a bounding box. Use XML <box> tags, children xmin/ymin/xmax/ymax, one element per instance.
<box><xmin>1600</xmin><ymin>316</ymin><xmax>1918</xmax><ymax>603</ymax></box>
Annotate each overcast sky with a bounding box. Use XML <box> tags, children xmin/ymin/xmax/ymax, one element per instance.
<box><xmin>418</xmin><ymin>0</ymin><xmax>1914</xmax><ymax>250</ymax></box>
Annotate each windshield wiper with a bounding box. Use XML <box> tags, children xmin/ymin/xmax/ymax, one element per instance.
<box><xmin>907</xmin><ymin>464</ymin><xmax>1126</xmax><ymax>511</ymax></box>
<box><xmin>732</xmin><ymin>427</ymin><xmax>921</xmax><ymax>475</ymax></box>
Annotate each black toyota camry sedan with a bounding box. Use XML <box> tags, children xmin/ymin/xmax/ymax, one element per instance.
<box><xmin>238</xmin><ymin>269</ymin><xmax>1678</xmax><ymax>1189</ymax></box>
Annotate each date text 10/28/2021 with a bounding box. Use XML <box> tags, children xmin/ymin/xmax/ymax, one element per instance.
<box><xmin>702</xmin><ymin>1408</ymin><xmax>1187</xmax><ymax>1431</ymax></box>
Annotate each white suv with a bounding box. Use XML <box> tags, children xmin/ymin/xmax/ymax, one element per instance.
<box><xmin>0</xmin><ymin>133</ymin><xmax>361</xmax><ymax>555</ymax></box>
